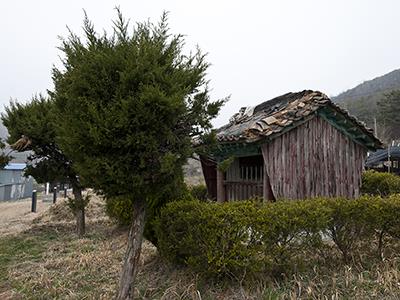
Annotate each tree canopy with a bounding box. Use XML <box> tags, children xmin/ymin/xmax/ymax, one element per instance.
<box><xmin>2</xmin><ymin>95</ymin><xmax>88</xmax><ymax>236</ymax></box>
<box><xmin>52</xmin><ymin>11</ymin><xmax>224</xmax><ymax>203</ymax></box>
<box><xmin>51</xmin><ymin>10</ymin><xmax>225</xmax><ymax>299</ymax></box>
<box><xmin>2</xmin><ymin>96</ymin><xmax>72</xmax><ymax>183</ymax></box>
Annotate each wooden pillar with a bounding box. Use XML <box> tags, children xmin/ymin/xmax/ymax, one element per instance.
<box><xmin>216</xmin><ymin>169</ymin><xmax>225</xmax><ymax>203</ymax></box>
<box><xmin>263</xmin><ymin>165</ymin><xmax>275</xmax><ymax>202</ymax></box>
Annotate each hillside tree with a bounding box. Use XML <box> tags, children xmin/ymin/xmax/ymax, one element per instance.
<box><xmin>51</xmin><ymin>10</ymin><xmax>225</xmax><ymax>299</ymax></box>
<box><xmin>377</xmin><ymin>90</ymin><xmax>400</xmax><ymax>142</ymax></box>
<box><xmin>2</xmin><ymin>96</ymin><xmax>88</xmax><ymax>236</ymax></box>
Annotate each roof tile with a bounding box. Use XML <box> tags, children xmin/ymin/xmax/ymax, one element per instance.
<box><xmin>216</xmin><ymin>90</ymin><xmax>382</xmax><ymax>150</ymax></box>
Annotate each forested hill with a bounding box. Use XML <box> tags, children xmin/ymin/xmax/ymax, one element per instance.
<box><xmin>333</xmin><ymin>69</ymin><xmax>400</xmax><ymax>103</ymax></box>
<box><xmin>332</xmin><ymin>69</ymin><xmax>400</xmax><ymax>129</ymax></box>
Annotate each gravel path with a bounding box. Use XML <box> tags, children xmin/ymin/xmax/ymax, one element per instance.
<box><xmin>0</xmin><ymin>195</ymin><xmax>53</xmax><ymax>236</ymax></box>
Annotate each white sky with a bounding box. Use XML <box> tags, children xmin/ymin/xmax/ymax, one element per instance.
<box><xmin>1</xmin><ymin>0</ymin><xmax>400</xmax><ymax>127</ymax></box>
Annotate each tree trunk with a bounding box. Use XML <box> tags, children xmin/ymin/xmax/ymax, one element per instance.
<box><xmin>72</xmin><ymin>185</ymin><xmax>85</xmax><ymax>237</ymax></box>
<box><xmin>117</xmin><ymin>200</ymin><xmax>146</xmax><ymax>300</ymax></box>
<box><xmin>377</xmin><ymin>229</ymin><xmax>385</xmax><ymax>261</ymax></box>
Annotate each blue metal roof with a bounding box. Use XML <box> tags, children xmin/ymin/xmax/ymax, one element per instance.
<box><xmin>366</xmin><ymin>146</ymin><xmax>400</xmax><ymax>166</ymax></box>
<box><xmin>4</xmin><ymin>163</ymin><xmax>26</xmax><ymax>171</ymax></box>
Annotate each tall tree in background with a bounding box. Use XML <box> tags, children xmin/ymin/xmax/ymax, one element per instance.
<box><xmin>0</xmin><ymin>139</ymin><xmax>12</xmax><ymax>168</ymax></box>
<box><xmin>377</xmin><ymin>90</ymin><xmax>400</xmax><ymax>142</ymax></box>
<box><xmin>52</xmin><ymin>10</ymin><xmax>225</xmax><ymax>299</ymax></box>
<box><xmin>1</xmin><ymin>96</ymin><xmax>88</xmax><ymax>236</ymax></box>
<box><xmin>343</xmin><ymin>96</ymin><xmax>377</xmax><ymax>129</ymax></box>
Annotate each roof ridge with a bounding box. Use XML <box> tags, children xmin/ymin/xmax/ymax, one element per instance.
<box><xmin>215</xmin><ymin>90</ymin><xmax>382</xmax><ymax>150</ymax></box>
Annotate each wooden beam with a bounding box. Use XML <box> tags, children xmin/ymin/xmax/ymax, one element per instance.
<box><xmin>263</xmin><ymin>164</ymin><xmax>275</xmax><ymax>202</ymax></box>
<box><xmin>216</xmin><ymin>169</ymin><xmax>225</xmax><ymax>203</ymax></box>
<box><xmin>354</xmin><ymin>134</ymin><xmax>367</xmax><ymax>140</ymax></box>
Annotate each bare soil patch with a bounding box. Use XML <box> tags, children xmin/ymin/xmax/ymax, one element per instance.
<box><xmin>0</xmin><ymin>195</ymin><xmax>52</xmax><ymax>236</ymax></box>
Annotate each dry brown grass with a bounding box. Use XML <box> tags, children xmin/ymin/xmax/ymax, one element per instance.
<box><xmin>1</xmin><ymin>196</ymin><xmax>400</xmax><ymax>299</ymax></box>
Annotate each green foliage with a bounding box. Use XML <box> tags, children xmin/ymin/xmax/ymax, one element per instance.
<box><xmin>217</xmin><ymin>156</ymin><xmax>234</xmax><ymax>172</ymax></box>
<box><xmin>67</xmin><ymin>193</ymin><xmax>91</xmax><ymax>211</ymax></box>
<box><xmin>334</xmin><ymin>69</ymin><xmax>400</xmax><ymax>137</ymax></box>
<box><xmin>156</xmin><ymin>196</ymin><xmax>400</xmax><ymax>279</ymax></box>
<box><xmin>361</xmin><ymin>170</ymin><xmax>400</xmax><ymax>196</ymax></box>
<box><xmin>105</xmin><ymin>178</ymin><xmax>192</xmax><ymax>245</ymax></box>
<box><xmin>323</xmin><ymin>198</ymin><xmax>371</xmax><ymax>262</ymax></box>
<box><xmin>1</xmin><ymin>96</ymin><xmax>77</xmax><ymax>184</ymax></box>
<box><xmin>51</xmin><ymin>10</ymin><xmax>225</xmax><ymax>214</ymax></box>
<box><xmin>105</xmin><ymin>195</ymin><xmax>133</xmax><ymax>226</ymax></box>
<box><xmin>156</xmin><ymin>199</ymin><xmax>329</xmax><ymax>278</ymax></box>
<box><xmin>1</xmin><ymin>95</ymin><xmax>86</xmax><ymax>235</ymax></box>
<box><xmin>340</xmin><ymin>96</ymin><xmax>378</xmax><ymax>129</ymax></box>
<box><xmin>156</xmin><ymin>200</ymin><xmax>260</xmax><ymax>278</ymax></box>
<box><xmin>188</xmin><ymin>184</ymin><xmax>208</xmax><ymax>201</ymax></box>
<box><xmin>0</xmin><ymin>138</ymin><xmax>12</xmax><ymax>169</ymax></box>
<box><xmin>378</xmin><ymin>90</ymin><xmax>400</xmax><ymax>140</ymax></box>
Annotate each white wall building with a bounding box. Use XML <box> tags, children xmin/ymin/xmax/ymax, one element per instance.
<box><xmin>0</xmin><ymin>163</ymin><xmax>34</xmax><ymax>201</ymax></box>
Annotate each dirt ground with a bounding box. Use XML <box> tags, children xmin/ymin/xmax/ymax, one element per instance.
<box><xmin>0</xmin><ymin>194</ymin><xmax>53</xmax><ymax>236</ymax></box>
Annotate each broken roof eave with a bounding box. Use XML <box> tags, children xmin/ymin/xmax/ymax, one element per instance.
<box><xmin>211</xmin><ymin>115</ymin><xmax>316</xmax><ymax>161</ymax></box>
<box><xmin>211</xmin><ymin>90</ymin><xmax>383</xmax><ymax>160</ymax></box>
<box><xmin>317</xmin><ymin>105</ymin><xmax>383</xmax><ymax>151</ymax></box>
<box><xmin>212</xmin><ymin>111</ymin><xmax>382</xmax><ymax>160</ymax></box>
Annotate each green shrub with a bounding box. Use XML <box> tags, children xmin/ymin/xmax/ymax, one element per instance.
<box><xmin>253</xmin><ymin>199</ymin><xmax>331</xmax><ymax>275</ymax></box>
<box><xmin>105</xmin><ymin>180</ymin><xmax>192</xmax><ymax>245</ymax></box>
<box><xmin>188</xmin><ymin>184</ymin><xmax>208</xmax><ymax>201</ymax></box>
<box><xmin>156</xmin><ymin>196</ymin><xmax>400</xmax><ymax>279</ymax></box>
<box><xmin>105</xmin><ymin>196</ymin><xmax>133</xmax><ymax>226</ymax></box>
<box><xmin>359</xmin><ymin>195</ymin><xmax>400</xmax><ymax>259</ymax></box>
<box><xmin>362</xmin><ymin>170</ymin><xmax>400</xmax><ymax>196</ymax></box>
<box><xmin>156</xmin><ymin>199</ymin><xmax>331</xmax><ymax>278</ymax></box>
<box><xmin>156</xmin><ymin>200</ymin><xmax>262</xmax><ymax>278</ymax></box>
<box><xmin>324</xmin><ymin>197</ymin><xmax>372</xmax><ymax>263</ymax></box>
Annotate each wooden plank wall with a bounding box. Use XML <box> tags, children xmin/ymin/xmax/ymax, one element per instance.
<box><xmin>200</xmin><ymin>156</ymin><xmax>218</xmax><ymax>200</ymax></box>
<box><xmin>225</xmin><ymin>158</ymin><xmax>263</xmax><ymax>200</ymax></box>
<box><xmin>261</xmin><ymin>116</ymin><xmax>367</xmax><ymax>199</ymax></box>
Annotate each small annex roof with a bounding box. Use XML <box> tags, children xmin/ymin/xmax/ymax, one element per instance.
<box><xmin>366</xmin><ymin>146</ymin><xmax>400</xmax><ymax>167</ymax></box>
<box><xmin>3</xmin><ymin>163</ymin><xmax>26</xmax><ymax>171</ymax></box>
<box><xmin>216</xmin><ymin>90</ymin><xmax>382</xmax><ymax>151</ymax></box>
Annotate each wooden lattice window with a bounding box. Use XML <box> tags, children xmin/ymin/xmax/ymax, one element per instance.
<box><xmin>238</xmin><ymin>155</ymin><xmax>264</xmax><ymax>182</ymax></box>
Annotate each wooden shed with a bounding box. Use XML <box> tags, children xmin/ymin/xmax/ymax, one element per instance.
<box><xmin>201</xmin><ymin>90</ymin><xmax>383</xmax><ymax>202</ymax></box>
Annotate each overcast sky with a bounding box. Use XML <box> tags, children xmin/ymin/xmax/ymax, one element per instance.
<box><xmin>1</xmin><ymin>0</ymin><xmax>400</xmax><ymax>127</ymax></box>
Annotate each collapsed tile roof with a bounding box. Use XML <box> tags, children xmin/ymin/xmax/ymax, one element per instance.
<box><xmin>216</xmin><ymin>90</ymin><xmax>382</xmax><ymax>150</ymax></box>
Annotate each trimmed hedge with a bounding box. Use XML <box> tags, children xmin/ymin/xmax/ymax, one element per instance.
<box><xmin>188</xmin><ymin>184</ymin><xmax>208</xmax><ymax>201</ymax></box>
<box><xmin>362</xmin><ymin>170</ymin><xmax>400</xmax><ymax>196</ymax></box>
<box><xmin>156</xmin><ymin>196</ymin><xmax>400</xmax><ymax>279</ymax></box>
<box><xmin>104</xmin><ymin>181</ymin><xmax>193</xmax><ymax>245</ymax></box>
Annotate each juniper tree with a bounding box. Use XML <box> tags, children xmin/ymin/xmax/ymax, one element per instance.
<box><xmin>51</xmin><ymin>10</ymin><xmax>225</xmax><ymax>299</ymax></box>
<box><xmin>2</xmin><ymin>96</ymin><xmax>88</xmax><ymax>236</ymax></box>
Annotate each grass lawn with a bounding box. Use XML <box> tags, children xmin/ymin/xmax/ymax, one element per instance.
<box><xmin>1</xmin><ymin>199</ymin><xmax>400</xmax><ymax>299</ymax></box>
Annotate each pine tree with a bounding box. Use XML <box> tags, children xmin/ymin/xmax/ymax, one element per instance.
<box><xmin>51</xmin><ymin>9</ymin><xmax>225</xmax><ymax>299</ymax></box>
<box><xmin>2</xmin><ymin>96</ymin><xmax>87</xmax><ymax>236</ymax></box>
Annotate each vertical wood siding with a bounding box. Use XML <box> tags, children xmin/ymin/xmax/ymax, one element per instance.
<box><xmin>200</xmin><ymin>156</ymin><xmax>217</xmax><ymax>200</ymax></box>
<box><xmin>261</xmin><ymin>116</ymin><xmax>367</xmax><ymax>199</ymax></box>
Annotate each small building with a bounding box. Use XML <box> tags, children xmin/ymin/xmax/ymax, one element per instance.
<box><xmin>201</xmin><ymin>90</ymin><xmax>382</xmax><ymax>201</ymax></box>
<box><xmin>366</xmin><ymin>145</ymin><xmax>400</xmax><ymax>175</ymax></box>
<box><xmin>0</xmin><ymin>163</ymin><xmax>34</xmax><ymax>201</ymax></box>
